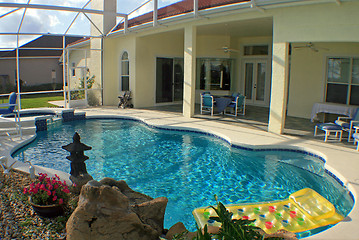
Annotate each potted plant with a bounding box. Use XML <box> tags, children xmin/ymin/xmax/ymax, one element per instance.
<box><xmin>23</xmin><ymin>173</ymin><xmax>70</xmax><ymax>218</ymax></box>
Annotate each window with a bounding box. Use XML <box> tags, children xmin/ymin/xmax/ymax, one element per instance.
<box><xmin>326</xmin><ymin>57</ymin><xmax>359</xmax><ymax>105</ymax></box>
<box><xmin>197</xmin><ymin>58</ymin><xmax>232</xmax><ymax>90</ymax></box>
<box><xmin>71</xmin><ymin>63</ymin><xmax>76</xmax><ymax>77</ymax></box>
<box><xmin>120</xmin><ymin>52</ymin><xmax>129</xmax><ymax>91</ymax></box>
<box><xmin>244</xmin><ymin>45</ymin><xmax>269</xmax><ymax>56</ymax></box>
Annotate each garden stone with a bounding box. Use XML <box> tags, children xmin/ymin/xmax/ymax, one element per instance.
<box><xmin>66</xmin><ymin>178</ymin><xmax>168</xmax><ymax>240</ymax></box>
<box><xmin>165</xmin><ymin>222</ymin><xmax>189</xmax><ymax>240</ymax></box>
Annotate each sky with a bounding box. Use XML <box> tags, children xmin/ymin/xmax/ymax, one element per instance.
<box><xmin>0</xmin><ymin>0</ymin><xmax>179</xmax><ymax>49</ymax></box>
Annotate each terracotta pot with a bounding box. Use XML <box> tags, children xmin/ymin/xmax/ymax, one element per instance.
<box><xmin>29</xmin><ymin>198</ymin><xmax>64</xmax><ymax>218</ymax></box>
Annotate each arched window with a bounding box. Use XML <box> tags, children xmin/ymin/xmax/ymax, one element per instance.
<box><xmin>120</xmin><ymin>52</ymin><xmax>129</xmax><ymax>91</ymax></box>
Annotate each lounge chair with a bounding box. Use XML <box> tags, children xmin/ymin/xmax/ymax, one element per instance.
<box><xmin>334</xmin><ymin>108</ymin><xmax>359</xmax><ymax>142</ymax></box>
<box><xmin>200</xmin><ymin>92</ymin><xmax>216</xmax><ymax>116</ymax></box>
<box><xmin>0</xmin><ymin>92</ymin><xmax>17</xmax><ymax>115</ymax></box>
<box><xmin>225</xmin><ymin>93</ymin><xmax>245</xmax><ymax>117</ymax></box>
<box><xmin>314</xmin><ymin>123</ymin><xmax>343</xmax><ymax>142</ymax></box>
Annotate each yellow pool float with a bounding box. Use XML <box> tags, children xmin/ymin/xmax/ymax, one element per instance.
<box><xmin>192</xmin><ymin>188</ymin><xmax>344</xmax><ymax>234</ymax></box>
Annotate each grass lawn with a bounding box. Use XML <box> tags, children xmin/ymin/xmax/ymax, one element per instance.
<box><xmin>19</xmin><ymin>94</ymin><xmax>64</xmax><ymax>109</ymax></box>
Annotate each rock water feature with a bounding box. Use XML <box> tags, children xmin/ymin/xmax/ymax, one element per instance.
<box><xmin>62</xmin><ymin>133</ymin><xmax>172</xmax><ymax>239</ymax></box>
<box><xmin>66</xmin><ymin>178</ymin><xmax>168</xmax><ymax>240</ymax></box>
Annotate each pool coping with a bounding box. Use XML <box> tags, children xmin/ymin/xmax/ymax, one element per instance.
<box><xmin>1</xmin><ymin>107</ymin><xmax>358</xmax><ymax>239</ymax></box>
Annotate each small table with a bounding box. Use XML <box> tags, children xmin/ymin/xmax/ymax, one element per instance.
<box><xmin>311</xmin><ymin>102</ymin><xmax>358</xmax><ymax>122</ymax></box>
<box><xmin>213</xmin><ymin>96</ymin><xmax>233</xmax><ymax>113</ymax></box>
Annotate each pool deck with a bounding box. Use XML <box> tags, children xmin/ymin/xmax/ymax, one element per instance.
<box><xmin>1</xmin><ymin>107</ymin><xmax>358</xmax><ymax>239</ymax></box>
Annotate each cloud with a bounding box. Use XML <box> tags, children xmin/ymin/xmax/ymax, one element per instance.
<box><xmin>0</xmin><ymin>0</ymin><xmax>182</xmax><ymax>48</ymax></box>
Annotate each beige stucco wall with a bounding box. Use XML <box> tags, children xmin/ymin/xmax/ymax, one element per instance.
<box><xmin>271</xmin><ymin>1</ymin><xmax>359</xmax><ymax>120</ymax></box>
<box><xmin>103</xmin><ymin>35</ymin><xmax>137</xmax><ymax>106</ymax></box>
<box><xmin>288</xmin><ymin>42</ymin><xmax>359</xmax><ymax>119</ymax></box>
<box><xmin>272</xmin><ymin>2</ymin><xmax>359</xmax><ymax>43</ymax></box>
<box><xmin>135</xmin><ymin>30</ymin><xmax>184</xmax><ymax>107</ymax></box>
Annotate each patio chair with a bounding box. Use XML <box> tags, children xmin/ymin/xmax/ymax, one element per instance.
<box><xmin>200</xmin><ymin>92</ymin><xmax>216</xmax><ymax>116</ymax></box>
<box><xmin>0</xmin><ymin>92</ymin><xmax>17</xmax><ymax>115</ymax></box>
<box><xmin>353</xmin><ymin>128</ymin><xmax>359</xmax><ymax>151</ymax></box>
<box><xmin>225</xmin><ymin>93</ymin><xmax>246</xmax><ymax>117</ymax></box>
<box><xmin>334</xmin><ymin>108</ymin><xmax>359</xmax><ymax>142</ymax></box>
<box><xmin>314</xmin><ymin>123</ymin><xmax>343</xmax><ymax>142</ymax></box>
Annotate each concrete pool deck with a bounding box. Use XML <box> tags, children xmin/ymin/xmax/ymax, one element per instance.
<box><xmin>1</xmin><ymin>107</ymin><xmax>358</xmax><ymax>239</ymax></box>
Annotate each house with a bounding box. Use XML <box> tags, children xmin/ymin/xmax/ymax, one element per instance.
<box><xmin>0</xmin><ymin>35</ymin><xmax>83</xmax><ymax>93</ymax></box>
<box><xmin>70</xmin><ymin>0</ymin><xmax>359</xmax><ymax>134</ymax></box>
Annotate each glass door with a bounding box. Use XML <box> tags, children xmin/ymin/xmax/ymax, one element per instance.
<box><xmin>243</xmin><ymin>59</ymin><xmax>270</xmax><ymax>106</ymax></box>
<box><xmin>173</xmin><ymin>58</ymin><xmax>184</xmax><ymax>102</ymax></box>
<box><xmin>156</xmin><ymin>57</ymin><xmax>183</xmax><ymax>103</ymax></box>
<box><xmin>156</xmin><ymin>58</ymin><xmax>173</xmax><ymax>103</ymax></box>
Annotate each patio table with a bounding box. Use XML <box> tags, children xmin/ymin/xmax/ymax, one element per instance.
<box><xmin>213</xmin><ymin>96</ymin><xmax>233</xmax><ymax>113</ymax></box>
<box><xmin>311</xmin><ymin>102</ymin><xmax>358</xmax><ymax>122</ymax></box>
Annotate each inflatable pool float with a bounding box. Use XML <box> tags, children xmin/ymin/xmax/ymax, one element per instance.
<box><xmin>192</xmin><ymin>188</ymin><xmax>344</xmax><ymax>234</ymax></box>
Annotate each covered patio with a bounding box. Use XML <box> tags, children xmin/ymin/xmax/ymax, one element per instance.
<box><xmin>138</xmin><ymin>103</ymin><xmax>359</xmax><ymax>150</ymax></box>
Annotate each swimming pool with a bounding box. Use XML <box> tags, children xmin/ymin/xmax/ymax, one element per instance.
<box><xmin>12</xmin><ymin>119</ymin><xmax>354</xmax><ymax>236</ymax></box>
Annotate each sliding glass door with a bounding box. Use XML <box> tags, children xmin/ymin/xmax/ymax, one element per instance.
<box><xmin>156</xmin><ymin>57</ymin><xmax>183</xmax><ymax>103</ymax></box>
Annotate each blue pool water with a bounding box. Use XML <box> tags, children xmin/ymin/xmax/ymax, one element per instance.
<box><xmin>13</xmin><ymin>119</ymin><xmax>353</xmax><ymax>236</ymax></box>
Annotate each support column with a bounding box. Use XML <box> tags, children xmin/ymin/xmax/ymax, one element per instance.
<box><xmin>183</xmin><ymin>25</ymin><xmax>197</xmax><ymax>118</ymax></box>
<box><xmin>90</xmin><ymin>0</ymin><xmax>116</xmax><ymax>106</ymax></box>
<box><xmin>268</xmin><ymin>42</ymin><xmax>289</xmax><ymax>134</ymax></box>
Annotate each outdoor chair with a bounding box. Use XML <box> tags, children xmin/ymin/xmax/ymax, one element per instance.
<box><xmin>314</xmin><ymin>123</ymin><xmax>343</xmax><ymax>142</ymax></box>
<box><xmin>200</xmin><ymin>92</ymin><xmax>216</xmax><ymax>116</ymax></box>
<box><xmin>353</xmin><ymin>127</ymin><xmax>359</xmax><ymax>151</ymax></box>
<box><xmin>0</xmin><ymin>92</ymin><xmax>17</xmax><ymax>115</ymax></box>
<box><xmin>225</xmin><ymin>93</ymin><xmax>246</xmax><ymax>117</ymax></box>
<box><xmin>334</xmin><ymin>108</ymin><xmax>359</xmax><ymax>142</ymax></box>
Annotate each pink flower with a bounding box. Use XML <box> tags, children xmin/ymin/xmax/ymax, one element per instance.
<box><xmin>23</xmin><ymin>188</ymin><xmax>28</xmax><ymax>194</ymax></box>
<box><xmin>59</xmin><ymin>198</ymin><xmax>63</xmax><ymax>205</ymax></box>
<box><xmin>40</xmin><ymin>184</ymin><xmax>46</xmax><ymax>190</ymax></box>
<box><xmin>55</xmin><ymin>174</ymin><xmax>60</xmax><ymax>180</ymax></box>
<box><xmin>38</xmin><ymin>173</ymin><xmax>47</xmax><ymax>181</ymax></box>
<box><xmin>46</xmin><ymin>184</ymin><xmax>53</xmax><ymax>190</ymax></box>
<box><xmin>52</xmin><ymin>195</ymin><xmax>57</xmax><ymax>201</ymax></box>
<box><xmin>46</xmin><ymin>190</ymin><xmax>51</xmax><ymax>196</ymax></box>
<box><xmin>54</xmin><ymin>184</ymin><xmax>59</xmax><ymax>189</ymax></box>
<box><xmin>62</xmin><ymin>188</ymin><xmax>70</xmax><ymax>194</ymax></box>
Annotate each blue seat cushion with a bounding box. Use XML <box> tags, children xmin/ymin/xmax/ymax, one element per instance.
<box><xmin>334</xmin><ymin>120</ymin><xmax>350</xmax><ymax>128</ymax></box>
<box><xmin>316</xmin><ymin>123</ymin><xmax>342</xmax><ymax>130</ymax></box>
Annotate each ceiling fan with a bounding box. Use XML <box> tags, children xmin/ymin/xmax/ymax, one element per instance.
<box><xmin>218</xmin><ymin>46</ymin><xmax>239</xmax><ymax>53</ymax></box>
<box><xmin>293</xmin><ymin>42</ymin><xmax>329</xmax><ymax>52</ymax></box>
<box><xmin>216</xmin><ymin>24</ymin><xmax>239</xmax><ymax>54</ymax></box>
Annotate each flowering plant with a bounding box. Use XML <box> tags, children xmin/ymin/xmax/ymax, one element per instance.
<box><xmin>23</xmin><ymin>173</ymin><xmax>70</xmax><ymax>206</ymax></box>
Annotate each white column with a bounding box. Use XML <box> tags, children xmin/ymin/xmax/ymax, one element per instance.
<box><xmin>183</xmin><ymin>25</ymin><xmax>197</xmax><ymax>118</ymax></box>
<box><xmin>268</xmin><ymin>42</ymin><xmax>290</xmax><ymax>134</ymax></box>
<box><xmin>90</xmin><ymin>0</ymin><xmax>116</xmax><ymax>106</ymax></box>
